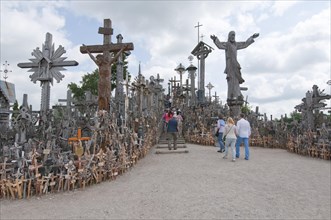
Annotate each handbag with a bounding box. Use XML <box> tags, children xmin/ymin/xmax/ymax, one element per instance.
<box><xmin>215</xmin><ymin>128</ymin><xmax>219</xmax><ymax>137</ymax></box>
<box><xmin>222</xmin><ymin>125</ymin><xmax>233</xmax><ymax>143</ymax></box>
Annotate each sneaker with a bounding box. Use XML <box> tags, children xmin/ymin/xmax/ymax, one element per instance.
<box><xmin>232</xmin><ymin>159</ymin><xmax>236</xmax><ymax>162</ymax></box>
<box><xmin>221</xmin><ymin>149</ymin><xmax>225</xmax><ymax>153</ymax></box>
<box><xmin>245</xmin><ymin>158</ymin><xmax>249</xmax><ymax>160</ymax></box>
<box><xmin>217</xmin><ymin>150</ymin><xmax>222</xmax><ymax>153</ymax></box>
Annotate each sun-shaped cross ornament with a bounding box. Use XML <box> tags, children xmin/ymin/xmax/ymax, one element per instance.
<box><xmin>18</xmin><ymin>32</ymin><xmax>78</xmax><ymax>115</ymax></box>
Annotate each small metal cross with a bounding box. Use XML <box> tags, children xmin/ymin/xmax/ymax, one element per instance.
<box><xmin>0</xmin><ymin>61</ymin><xmax>12</xmax><ymax>81</ymax></box>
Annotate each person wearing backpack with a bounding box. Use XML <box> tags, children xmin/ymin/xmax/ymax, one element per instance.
<box><xmin>216</xmin><ymin>114</ymin><xmax>226</xmax><ymax>153</ymax></box>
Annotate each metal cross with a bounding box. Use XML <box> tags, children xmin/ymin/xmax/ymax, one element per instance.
<box><xmin>194</xmin><ymin>22</ymin><xmax>203</xmax><ymax>43</ymax></box>
<box><xmin>0</xmin><ymin>61</ymin><xmax>12</xmax><ymax>81</ymax></box>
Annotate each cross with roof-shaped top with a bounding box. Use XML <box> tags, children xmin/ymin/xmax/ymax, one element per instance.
<box><xmin>18</xmin><ymin>32</ymin><xmax>78</xmax><ymax>116</ymax></box>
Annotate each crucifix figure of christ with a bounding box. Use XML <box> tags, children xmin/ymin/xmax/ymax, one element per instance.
<box><xmin>83</xmin><ymin>44</ymin><xmax>127</xmax><ymax>112</ymax></box>
<box><xmin>80</xmin><ymin>19</ymin><xmax>134</xmax><ymax>112</ymax></box>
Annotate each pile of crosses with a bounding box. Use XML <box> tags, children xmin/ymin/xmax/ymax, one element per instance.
<box><xmin>181</xmin><ymin>84</ymin><xmax>330</xmax><ymax>160</ymax></box>
<box><xmin>0</xmin><ymin>72</ymin><xmax>165</xmax><ymax>199</ymax></box>
<box><xmin>0</xmin><ymin>112</ymin><xmax>160</xmax><ymax>199</ymax></box>
<box><xmin>0</xmin><ymin>70</ymin><xmax>165</xmax><ymax>199</ymax></box>
<box><xmin>0</xmin><ymin>19</ymin><xmax>167</xmax><ymax>199</ymax></box>
<box><xmin>247</xmin><ymin>85</ymin><xmax>330</xmax><ymax>160</ymax></box>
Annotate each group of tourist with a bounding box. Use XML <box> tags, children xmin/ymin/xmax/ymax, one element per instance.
<box><xmin>162</xmin><ymin>108</ymin><xmax>184</xmax><ymax>150</ymax></box>
<box><xmin>216</xmin><ymin>113</ymin><xmax>251</xmax><ymax>162</ymax></box>
<box><xmin>161</xmin><ymin>108</ymin><xmax>251</xmax><ymax>160</ymax></box>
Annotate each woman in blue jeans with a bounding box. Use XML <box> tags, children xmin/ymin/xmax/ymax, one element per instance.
<box><xmin>222</xmin><ymin>117</ymin><xmax>237</xmax><ymax>162</ymax></box>
<box><xmin>216</xmin><ymin>114</ymin><xmax>225</xmax><ymax>153</ymax></box>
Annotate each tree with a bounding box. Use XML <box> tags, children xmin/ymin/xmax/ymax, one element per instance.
<box><xmin>68</xmin><ymin>69</ymin><xmax>98</xmax><ymax>101</ymax></box>
<box><xmin>11</xmin><ymin>100</ymin><xmax>19</xmax><ymax>119</ymax></box>
<box><xmin>290</xmin><ymin>111</ymin><xmax>302</xmax><ymax>122</ymax></box>
<box><xmin>241</xmin><ymin>104</ymin><xmax>252</xmax><ymax>115</ymax></box>
<box><xmin>68</xmin><ymin>54</ymin><xmax>130</xmax><ymax>101</ymax></box>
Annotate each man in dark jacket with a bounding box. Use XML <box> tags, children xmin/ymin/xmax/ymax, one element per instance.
<box><xmin>167</xmin><ymin>115</ymin><xmax>178</xmax><ymax>150</ymax></box>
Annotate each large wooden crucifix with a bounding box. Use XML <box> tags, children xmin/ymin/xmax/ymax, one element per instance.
<box><xmin>80</xmin><ymin>19</ymin><xmax>134</xmax><ymax>112</ymax></box>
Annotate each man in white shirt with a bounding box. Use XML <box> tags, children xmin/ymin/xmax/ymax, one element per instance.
<box><xmin>235</xmin><ymin>113</ymin><xmax>251</xmax><ymax>160</ymax></box>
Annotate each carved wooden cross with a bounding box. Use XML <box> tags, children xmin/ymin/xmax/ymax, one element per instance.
<box><xmin>80</xmin><ymin>19</ymin><xmax>134</xmax><ymax>112</ymax></box>
<box><xmin>18</xmin><ymin>32</ymin><xmax>78</xmax><ymax>116</ymax></box>
<box><xmin>57</xmin><ymin>90</ymin><xmax>74</xmax><ymax>119</ymax></box>
<box><xmin>68</xmin><ymin>128</ymin><xmax>90</xmax><ymax>156</ymax></box>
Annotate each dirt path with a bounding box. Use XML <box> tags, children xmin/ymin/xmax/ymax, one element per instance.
<box><xmin>1</xmin><ymin>144</ymin><xmax>330</xmax><ymax>220</ymax></box>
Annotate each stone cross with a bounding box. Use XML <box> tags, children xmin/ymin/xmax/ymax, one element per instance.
<box><xmin>184</xmin><ymin>79</ymin><xmax>190</xmax><ymax>107</ymax></box>
<box><xmin>114</xmin><ymin>34</ymin><xmax>126</xmax><ymax>128</ymax></box>
<box><xmin>154</xmin><ymin>74</ymin><xmax>164</xmax><ymax>111</ymax></box>
<box><xmin>18</xmin><ymin>32</ymin><xmax>78</xmax><ymax>117</ymax></box>
<box><xmin>148</xmin><ymin>75</ymin><xmax>159</xmax><ymax>111</ymax></box>
<box><xmin>132</xmin><ymin>71</ymin><xmax>146</xmax><ymax>117</ymax></box>
<box><xmin>186</xmin><ymin>63</ymin><xmax>197</xmax><ymax>106</ymax></box>
<box><xmin>174</xmin><ymin>63</ymin><xmax>186</xmax><ymax>93</ymax></box>
<box><xmin>80</xmin><ymin>19</ymin><xmax>134</xmax><ymax>112</ymax></box>
<box><xmin>206</xmin><ymin>82</ymin><xmax>214</xmax><ymax>102</ymax></box>
<box><xmin>191</xmin><ymin>41</ymin><xmax>213</xmax><ymax>104</ymax></box>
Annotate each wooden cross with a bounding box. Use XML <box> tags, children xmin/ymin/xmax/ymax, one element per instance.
<box><xmin>80</xmin><ymin>19</ymin><xmax>134</xmax><ymax>112</ymax></box>
<box><xmin>57</xmin><ymin>90</ymin><xmax>74</xmax><ymax>118</ymax></box>
<box><xmin>18</xmin><ymin>32</ymin><xmax>78</xmax><ymax>116</ymax></box>
<box><xmin>212</xmin><ymin>91</ymin><xmax>219</xmax><ymax>103</ymax></box>
<box><xmin>169</xmin><ymin>77</ymin><xmax>180</xmax><ymax>98</ymax></box>
<box><xmin>68</xmin><ymin>128</ymin><xmax>91</xmax><ymax>156</ymax></box>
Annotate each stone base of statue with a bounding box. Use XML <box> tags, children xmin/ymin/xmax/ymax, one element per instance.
<box><xmin>227</xmin><ymin>97</ymin><xmax>244</xmax><ymax>118</ymax></box>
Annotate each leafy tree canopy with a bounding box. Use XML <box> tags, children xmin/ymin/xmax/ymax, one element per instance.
<box><xmin>68</xmin><ymin>54</ymin><xmax>130</xmax><ymax>101</ymax></box>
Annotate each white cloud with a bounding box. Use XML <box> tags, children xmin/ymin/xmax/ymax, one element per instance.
<box><xmin>0</xmin><ymin>1</ymin><xmax>330</xmax><ymax>119</ymax></box>
<box><xmin>271</xmin><ymin>1</ymin><xmax>299</xmax><ymax>16</ymax></box>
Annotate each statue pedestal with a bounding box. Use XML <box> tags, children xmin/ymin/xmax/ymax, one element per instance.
<box><xmin>227</xmin><ymin>98</ymin><xmax>244</xmax><ymax>118</ymax></box>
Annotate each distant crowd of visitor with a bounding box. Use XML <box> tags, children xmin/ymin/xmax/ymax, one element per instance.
<box><xmin>162</xmin><ymin>108</ymin><xmax>184</xmax><ymax>150</ymax></box>
<box><xmin>162</xmin><ymin>109</ymin><xmax>251</xmax><ymax>162</ymax></box>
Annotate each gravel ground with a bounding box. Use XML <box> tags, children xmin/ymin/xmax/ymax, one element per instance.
<box><xmin>1</xmin><ymin>144</ymin><xmax>330</xmax><ymax>220</ymax></box>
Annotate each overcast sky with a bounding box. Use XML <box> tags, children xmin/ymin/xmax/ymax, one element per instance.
<box><xmin>0</xmin><ymin>0</ymin><xmax>330</xmax><ymax>119</ymax></box>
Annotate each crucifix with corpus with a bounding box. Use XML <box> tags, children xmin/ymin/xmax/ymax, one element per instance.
<box><xmin>80</xmin><ymin>19</ymin><xmax>134</xmax><ymax>112</ymax></box>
